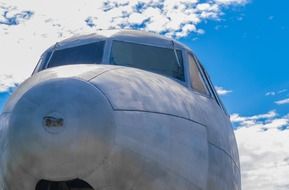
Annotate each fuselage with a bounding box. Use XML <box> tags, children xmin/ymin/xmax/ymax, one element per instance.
<box><xmin>0</xmin><ymin>30</ymin><xmax>240</xmax><ymax>190</ymax></box>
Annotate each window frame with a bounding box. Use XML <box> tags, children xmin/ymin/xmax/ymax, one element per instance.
<box><xmin>199</xmin><ymin>63</ymin><xmax>229</xmax><ymax>115</ymax></box>
<box><xmin>44</xmin><ymin>40</ymin><xmax>106</xmax><ymax>70</ymax></box>
<box><xmin>186</xmin><ymin>52</ymin><xmax>211</xmax><ymax>98</ymax></box>
<box><xmin>108</xmin><ymin>39</ymin><xmax>189</xmax><ymax>85</ymax></box>
<box><xmin>31</xmin><ymin>40</ymin><xmax>106</xmax><ymax>74</ymax></box>
<box><xmin>185</xmin><ymin>51</ymin><xmax>228</xmax><ymax>115</ymax></box>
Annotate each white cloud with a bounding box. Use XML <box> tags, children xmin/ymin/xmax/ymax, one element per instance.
<box><xmin>128</xmin><ymin>12</ymin><xmax>146</xmax><ymax>24</ymax></box>
<box><xmin>0</xmin><ymin>0</ymin><xmax>247</xmax><ymax>90</ymax></box>
<box><xmin>265</xmin><ymin>89</ymin><xmax>287</xmax><ymax>96</ymax></box>
<box><xmin>196</xmin><ymin>3</ymin><xmax>212</xmax><ymax>11</ymax></box>
<box><xmin>231</xmin><ymin>110</ymin><xmax>277</xmax><ymax>123</ymax></box>
<box><xmin>231</xmin><ymin>109</ymin><xmax>289</xmax><ymax>132</ymax></box>
<box><xmin>214</xmin><ymin>0</ymin><xmax>248</xmax><ymax>5</ymax></box>
<box><xmin>0</xmin><ymin>75</ymin><xmax>19</xmax><ymax>93</ymax></box>
<box><xmin>215</xmin><ymin>86</ymin><xmax>232</xmax><ymax>95</ymax></box>
<box><xmin>265</xmin><ymin>91</ymin><xmax>276</xmax><ymax>96</ymax></box>
<box><xmin>233</xmin><ymin>111</ymin><xmax>289</xmax><ymax>190</ymax></box>
<box><xmin>275</xmin><ymin>98</ymin><xmax>289</xmax><ymax>105</ymax></box>
<box><xmin>278</xmin><ymin>89</ymin><xmax>288</xmax><ymax>94</ymax></box>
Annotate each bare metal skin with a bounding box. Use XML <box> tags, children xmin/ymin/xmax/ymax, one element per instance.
<box><xmin>0</xmin><ymin>31</ymin><xmax>241</xmax><ymax>190</ymax></box>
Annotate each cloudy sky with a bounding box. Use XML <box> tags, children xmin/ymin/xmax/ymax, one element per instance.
<box><xmin>0</xmin><ymin>0</ymin><xmax>289</xmax><ymax>189</ymax></box>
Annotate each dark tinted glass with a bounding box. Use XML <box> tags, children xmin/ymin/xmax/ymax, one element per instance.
<box><xmin>47</xmin><ymin>41</ymin><xmax>105</xmax><ymax>68</ymax></box>
<box><xmin>110</xmin><ymin>41</ymin><xmax>184</xmax><ymax>81</ymax></box>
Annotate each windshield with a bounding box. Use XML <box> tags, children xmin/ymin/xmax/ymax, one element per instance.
<box><xmin>46</xmin><ymin>41</ymin><xmax>105</xmax><ymax>69</ymax></box>
<box><xmin>110</xmin><ymin>41</ymin><xmax>184</xmax><ymax>81</ymax></box>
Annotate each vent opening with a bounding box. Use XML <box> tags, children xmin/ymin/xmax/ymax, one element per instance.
<box><xmin>35</xmin><ymin>178</ymin><xmax>94</xmax><ymax>190</ymax></box>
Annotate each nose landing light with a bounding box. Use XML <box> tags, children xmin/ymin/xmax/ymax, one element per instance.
<box><xmin>43</xmin><ymin>116</ymin><xmax>64</xmax><ymax>127</ymax></box>
<box><xmin>42</xmin><ymin>112</ymin><xmax>65</xmax><ymax>134</ymax></box>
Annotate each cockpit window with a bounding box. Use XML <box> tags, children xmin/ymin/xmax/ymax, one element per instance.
<box><xmin>110</xmin><ymin>41</ymin><xmax>185</xmax><ymax>81</ymax></box>
<box><xmin>188</xmin><ymin>54</ymin><xmax>210</xmax><ymax>95</ymax></box>
<box><xmin>46</xmin><ymin>41</ymin><xmax>105</xmax><ymax>68</ymax></box>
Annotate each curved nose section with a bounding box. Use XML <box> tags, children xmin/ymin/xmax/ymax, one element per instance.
<box><xmin>7</xmin><ymin>78</ymin><xmax>114</xmax><ymax>180</ymax></box>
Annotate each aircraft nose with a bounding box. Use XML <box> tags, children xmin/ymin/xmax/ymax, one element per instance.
<box><xmin>8</xmin><ymin>78</ymin><xmax>115</xmax><ymax>179</ymax></box>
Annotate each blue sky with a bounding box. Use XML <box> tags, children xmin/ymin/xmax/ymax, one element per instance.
<box><xmin>180</xmin><ymin>0</ymin><xmax>289</xmax><ymax>116</ymax></box>
<box><xmin>0</xmin><ymin>0</ymin><xmax>289</xmax><ymax>189</ymax></box>
<box><xmin>0</xmin><ymin>93</ymin><xmax>9</xmax><ymax>110</ymax></box>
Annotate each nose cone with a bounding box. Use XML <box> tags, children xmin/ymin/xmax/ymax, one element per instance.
<box><xmin>8</xmin><ymin>78</ymin><xmax>114</xmax><ymax>179</ymax></box>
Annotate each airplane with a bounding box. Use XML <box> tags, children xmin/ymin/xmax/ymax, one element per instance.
<box><xmin>0</xmin><ymin>30</ymin><xmax>241</xmax><ymax>190</ymax></box>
